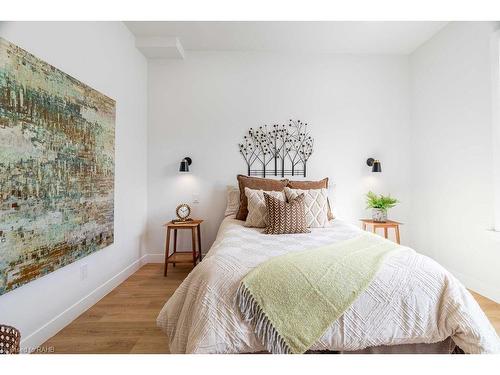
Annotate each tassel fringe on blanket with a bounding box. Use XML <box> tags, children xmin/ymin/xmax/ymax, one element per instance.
<box><xmin>236</xmin><ymin>283</ymin><xmax>292</xmax><ymax>354</ymax></box>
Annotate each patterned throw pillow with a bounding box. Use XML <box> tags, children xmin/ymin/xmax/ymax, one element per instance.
<box><xmin>264</xmin><ymin>192</ymin><xmax>310</xmax><ymax>234</ymax></box>
<box><xmin>284</xmin><ymin>187</ymin><xmax>329</xmax><ymax>228</ymax></box>
<box><xmin>287</xmin><ymin>178</ymin><xmax>334</xmax><ymax>220</ymax></box>
<box><xmin>244</xmin><ymin>188</ymin><xmax>285</xmax><ymax>228</ymax></box>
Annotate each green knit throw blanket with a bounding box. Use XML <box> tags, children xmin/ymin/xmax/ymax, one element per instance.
<box><xmin>236</xmin><ymin>233</ymin><xmax>401</xmax><ymax>354</ymax></box>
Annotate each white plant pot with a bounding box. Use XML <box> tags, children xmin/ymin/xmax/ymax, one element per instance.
<box><xmin>372</xmin><ymin>208</ymin><xmax>387</xmax><ymax>222</ymax></box>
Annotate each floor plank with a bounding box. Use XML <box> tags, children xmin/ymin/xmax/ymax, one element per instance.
<box><xmin>38</xmin><ymin>263</ymin><xmax>500</xmax><ymax>354</ymax></box>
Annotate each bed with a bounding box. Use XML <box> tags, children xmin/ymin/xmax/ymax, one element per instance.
<box><xmin>157</xmin><ymin>216</ymin><xmax>500</xmax><ymax>354</ymax></box>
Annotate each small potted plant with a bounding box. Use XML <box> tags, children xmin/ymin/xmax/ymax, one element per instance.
<box><xmin>365</xmin><ymin>191</ymin><xmax>399</xmax><ymax>222</ymax></box>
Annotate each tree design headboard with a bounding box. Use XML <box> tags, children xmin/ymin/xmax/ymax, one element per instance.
<box><xmin>238</xmin><ymin>119</ymin><xmax>314</xmax><ymax>177</ymax></box>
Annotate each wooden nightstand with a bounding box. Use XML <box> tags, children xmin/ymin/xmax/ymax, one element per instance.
<box><xmin>360</xmin><ymin>219</ymin><xmax>402</xmax><ymax>244</ymax></box>
<box><xmin>163</xmin><ymin>219</ymin><xmax>203</xmax><ymax>276</ymax></box>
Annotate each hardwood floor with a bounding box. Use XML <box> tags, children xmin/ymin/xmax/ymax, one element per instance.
<box><xmin>39</xmin><ymin>263</ymin><xmax>500</xmax><ymax>354</ymax></box>
<box><xmin>39</xmin><ymin>263</ymin><xmax>189</xmax><ymax>354</ymax></box>
<box><xmin>471</xmin><ymin>291</ymin><xmax>500</xmax><ymax>335</ymax></box>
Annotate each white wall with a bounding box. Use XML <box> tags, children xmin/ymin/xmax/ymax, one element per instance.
<box><xmin>1</xmin><ymin>20</ymin><xmax>498</xmax><ymax>351</ymax></box>
<box><xmin>410</xmin><ymin>21</ymin><xmax>500</xmax><ymax>302</ymax></box>
<box><xmin>0</xmin><ymin>22</ymin><xmax>148</xmax><ymax>350</ymax></box>
<box><xmin>147</xmin><ymin>52</ymin><xmax>411</xmax><ymax>256</ymax></box>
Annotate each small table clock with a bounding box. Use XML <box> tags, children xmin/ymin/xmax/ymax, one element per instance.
<box><xmin>173</xmin><ymin>203</ymin><xmax>193</xmax><ymax>223</ymax></box>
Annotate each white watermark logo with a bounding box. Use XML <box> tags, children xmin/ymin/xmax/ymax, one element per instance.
<box><xmin>19</xmin><ymin>346</ymin><xmax>55</xmax><ymax>354</ymax></box>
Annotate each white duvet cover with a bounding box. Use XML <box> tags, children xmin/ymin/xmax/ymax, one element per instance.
<box><xmin>157</xmin><ymin>217</ymin><xmax>500</xmax><ymax>354</ymax></box>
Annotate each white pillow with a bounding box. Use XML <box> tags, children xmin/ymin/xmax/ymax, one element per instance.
<box><xmin>244</xmin><ymin>187</ymin><xmax>285</xmax><ymax>228</ymax></box>
<box><xmin>224</xmin><ymin>185</ymin><xmax>240</xmax><ymax>217</ymax></box>
<box><xmin>284</xmin><ymin>187</ymin><xmax>329</xmax><ymax>228</ymax></box>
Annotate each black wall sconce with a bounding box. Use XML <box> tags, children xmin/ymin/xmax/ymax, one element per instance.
<box><xmin>366</xmin><ymin>158</ymin><xmax>382</xmax><ymax>172</ymax></box>
<box><xmin>179</xmin><ymin>157</ymin><xmax>192</xmax><ymax>172</ymax></box>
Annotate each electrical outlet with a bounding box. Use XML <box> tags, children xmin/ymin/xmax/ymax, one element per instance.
<box><xmin>192</xmin><ymin>194</ymin><xmax>200</xmax><ymax>204</ymax></box>
<box><xmin>80</xmin><ymin>264</ymin><xmax>88</xmax><ymax>280</ymax></box>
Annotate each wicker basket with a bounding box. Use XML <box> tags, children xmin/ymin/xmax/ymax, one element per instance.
<box><xmin>0</xmin><ymin>325</ymin><xmax>21</xmax><ymax>354</ymax></box>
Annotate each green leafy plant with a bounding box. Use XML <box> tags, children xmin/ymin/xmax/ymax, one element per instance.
<box><xmin>365</xmin><ymin>191</ymin><xmax>399</xmax><ymax>211</ymax></box>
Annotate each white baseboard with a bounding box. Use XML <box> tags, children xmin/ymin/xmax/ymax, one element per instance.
<box><xmin>450</xmin><ymin>268</ymin><xmax>500</xmax><ymax>304</ymax></box>
<box><xmin>20</xmin><ymin>254</ymin><xmax>148</xmax><ymax>352</ymax></box>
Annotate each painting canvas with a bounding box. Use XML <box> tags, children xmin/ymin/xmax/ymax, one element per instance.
<box><xmin>0</xmin><ymin>38</ymin><xmax>115</xmax><ymax>295</ymax></box>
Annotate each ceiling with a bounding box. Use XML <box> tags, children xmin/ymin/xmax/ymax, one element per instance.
<box><xmin>125</xmin><ymin>21</ymin><xmax>447</xmax><ymax>55</ymax></box>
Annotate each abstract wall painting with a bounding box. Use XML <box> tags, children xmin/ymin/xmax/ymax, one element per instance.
<box><xmin>0</xmin><ymin>37</ymin><xmax>115</xmax><ymax>295</ymax></box>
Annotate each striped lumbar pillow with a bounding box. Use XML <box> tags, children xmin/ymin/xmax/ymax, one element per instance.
<box><xmin>264</xmin><ymin>192</ymin><xmax>310</xmax><ymax>234</ymax></box>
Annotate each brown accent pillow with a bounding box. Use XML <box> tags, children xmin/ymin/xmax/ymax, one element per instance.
<box><xmin>264</xmin><ymin>192</ymin><xmax>310</xmax><ymax>234</ymax></box>
<box><xmin>287</xmin><ymin>177</ymin><xmax>329</xmax><ymax>190</ymax></box>
<box><xmin>287</xmin><ymin>178</ymin><xmax>334</xmax><ymax>220</ymax></box>
<box><xmin>235</xmin><ymin>175</ymin><xmax>289</xmax><ymax>221</ymax></box>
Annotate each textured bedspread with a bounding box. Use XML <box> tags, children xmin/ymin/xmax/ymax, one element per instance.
<box><xmin>157</xmin><ymin>217</ymin><xmax>500</xmax><ymax>354</ymax></box>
